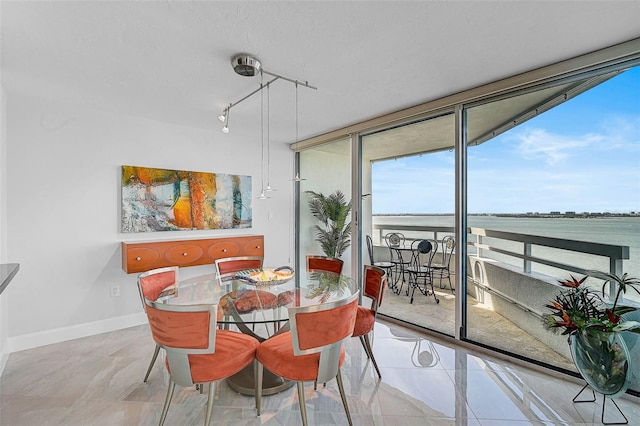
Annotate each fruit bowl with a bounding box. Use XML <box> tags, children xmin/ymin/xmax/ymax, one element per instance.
<box><xmin>235</xmin><ymin>266</ymin><xmax>295</xmax><ymax>285</ymax></box>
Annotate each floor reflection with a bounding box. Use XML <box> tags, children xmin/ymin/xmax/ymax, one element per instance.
<box><xmin>0</xmin><ymin>320</ymin><xmax>638</xmax><ymax>425</ymax></box>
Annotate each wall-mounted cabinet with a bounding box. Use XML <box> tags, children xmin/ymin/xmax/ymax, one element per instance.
<box><xmin>121</xmin><ymin>235</ymin><xmax>264</xmax><ymax>274</ymax></box>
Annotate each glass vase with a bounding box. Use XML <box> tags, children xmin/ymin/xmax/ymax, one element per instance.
<box><xmin>569</xmin><ymin>328</ymin><xmax>631</xmax><ymax>398</ymax></box>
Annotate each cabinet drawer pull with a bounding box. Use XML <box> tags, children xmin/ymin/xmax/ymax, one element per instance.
<box><xmin>256</xmin><ymin>245</ymin><xmax>261</xmax><ymax>249</ymax></box>
<box><xmin>223</xmin><ymin>249</ymin><xmax>227</xmax><ymax>253</ymax></box>
<box><xmin>136</xmin><ymin>257</ymin><xmax>142</xmax><ymax>261</ymax></box>
<box><xmin>183</xmin><ymin>252</ymin><xmax>188</xmax><ymax>256</ymax></box>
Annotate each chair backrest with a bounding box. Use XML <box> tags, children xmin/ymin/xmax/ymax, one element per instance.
<box><xmin>288</xmin><ymin>291</ymin><xmax>359</xmax><ymax>383</ymax></box>
<box><xmin>363</xmin><ymin>264</ymin><xmax>386</xmax><ymax>309</ymax></box>
<box><xmin>215</xmin><ymin>256</ymin><xmax>263</xmax><ymax>281</ymax></box>
<box><xmin>306</xmin><ymin>255</ymin><xmax>344</xmax><ymax>274</ymax></box>
<box><xmin>441</xmin><ymin>235</ymin><xmax>455</xmax><ymax>266</ymax></box>
<box><xmin>366</xmin><ymin>235</ymin><xmax>375</xmax><ymax>264</ymax></box>
<box><xmin>137</xmin><ymin>266</ymin><xmax>179</xmax><ymax>309</ymax></box>
<box><xmin>425</xmin><ymin>238</ymin><xmax>438</xmax><ymax>266</ymax></box>
<box><xmin>409</xmin><ymin>239</ymin><xmax>434</xmax><ymax>269</ymax></box>
<box><xmin>144</xmin><ymin>298</ymin><xmax>218</xmax><ymax>387</ymax></box>
<box><xmin>384</xmin><ymin>232</ymin><xmax>404</xmax><ymax>248</ymax></box>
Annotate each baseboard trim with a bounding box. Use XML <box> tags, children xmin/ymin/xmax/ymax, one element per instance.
<box><xmin>7</xmin><ymin>313</ymin><xmax>148</xmax><ymax>353</ymax></box>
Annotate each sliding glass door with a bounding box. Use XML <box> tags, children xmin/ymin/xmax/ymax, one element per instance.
<box><xmin>463</xmin><ymin>65</ymin><xmax>640</xmax><ymax>392</ymax></box>
<box><xmin>360</xmin><ymin>112</ymin><xmax>457</xmax><ymax>337</ymax></box>
<box><xmin>295</xmin><ymin>42</ymin><xmax>639</xmax><ymax>395</ymax></box>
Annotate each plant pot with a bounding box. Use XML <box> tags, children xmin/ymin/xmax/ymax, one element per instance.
<box><xmin>569</xmin><ymin>329</ymin><xmax>631</xmax><ymax>398</ymax></box>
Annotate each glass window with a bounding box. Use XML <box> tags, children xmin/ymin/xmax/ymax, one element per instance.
<box><xmin>464</xmin><ymin>65</ymin><xmax>640</xmax><ymax>390</ymax></box>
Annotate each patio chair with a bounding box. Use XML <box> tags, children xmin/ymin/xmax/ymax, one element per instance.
<box><xmin>406</xmin><ymin>239</ymin><xmax>438</xmax><ymax>304</ymax></box>
<box><xmin>431</xmin><ymin>235</ymin><xmax>455</xmax><ymax>293</ymax></box>
<box><xmin>384</xmin><ymin>232</ymin><xmax>410</xmax><ymax>294</ymax></box>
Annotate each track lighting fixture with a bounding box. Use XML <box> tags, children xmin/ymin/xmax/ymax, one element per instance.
<box><xmin>218</xmin><ymin>54</ymin><xmax>316</xmax><ymax>135</ymax></box>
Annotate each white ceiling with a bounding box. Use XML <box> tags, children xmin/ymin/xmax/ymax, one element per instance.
<box><xmin>2</xmin><ymin>1</ymin><xmax>639</xmax><ymax>147</ymax></box>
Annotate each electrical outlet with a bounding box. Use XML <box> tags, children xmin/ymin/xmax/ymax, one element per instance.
<box><xmin>110</xmin><ymin>285</ymin><xmax>120</xmax><ymax>297</ymax></box>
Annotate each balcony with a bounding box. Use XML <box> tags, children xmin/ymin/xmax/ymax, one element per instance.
<box><xmin>370</xmin><ymin>222</ymin><xmax>639</xmax><ymax>394</ymax></box>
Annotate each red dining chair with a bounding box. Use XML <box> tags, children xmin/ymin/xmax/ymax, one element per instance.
<box><xmin>352</xmin><ymin>265</ymin><xmax>386</xmax><ymax>379</ymax></box>
<box><xmin>137</xmin><ymin>266</ymin><xmax>179</xmax><ymax>382</ymax></box>
<box><xmin>215</xmin><ymin>256</ymin><xmax>263</xmax><ymax>281</ymax></box>
<box><xmin>255</xmin><ymin>292</ymin><xmax>360</xmax><ymax>426</ymax></box>
<box><xmin>306</xmin><ymin>255</ymin><xmax>344</xmax><ymax>274</ymax></box>
<box><xmin>144</xmin><ymin>298</ymin><xmax>260</xmax><ymax>426</ymax></box>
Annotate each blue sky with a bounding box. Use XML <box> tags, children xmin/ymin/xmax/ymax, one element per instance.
<box><xmin>372</xmin><ymin>66</ymin><xmax>640</xmax><ymax>214</ymax></box>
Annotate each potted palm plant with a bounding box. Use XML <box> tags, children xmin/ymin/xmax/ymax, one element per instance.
<box><xmin>305</xmin><ymin>190</ymin><xmax>351</xmax><ymax>259</ymax></box>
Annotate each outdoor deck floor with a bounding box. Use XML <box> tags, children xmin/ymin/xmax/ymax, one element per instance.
<box><xmin>379</xmin><ymin>279</ymin><xmax>576</xmax><ymax>371</ymax></box>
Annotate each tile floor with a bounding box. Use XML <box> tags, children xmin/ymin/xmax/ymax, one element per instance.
<box><xmin>1</xmin><ymin>320</ymin><xmax>639</xmax><ymax>425</ymax></box>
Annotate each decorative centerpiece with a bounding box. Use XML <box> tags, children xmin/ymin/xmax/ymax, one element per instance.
<box><xmin>234</xmin><ymin>266</ymin><xmax>295</xmax><ymax>285</ymax></box>
<box><xmin>543</xmin><ymin>271</ymin><xmax>640</xmax><ymax>423</ymax></box>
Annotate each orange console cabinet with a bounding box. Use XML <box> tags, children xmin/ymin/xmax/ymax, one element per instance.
<box><xmin>121</xmin><ymin>235</ymin><xmax>264</xmax><ymax>274</ymax></box>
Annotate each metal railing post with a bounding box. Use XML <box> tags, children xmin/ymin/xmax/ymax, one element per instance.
<box><xmin>524</xmin><ymin>242</ymin><xmax>532</xmax><ymax>273</ymax></box>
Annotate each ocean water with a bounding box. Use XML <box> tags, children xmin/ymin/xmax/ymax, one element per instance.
<box><xmin>373</xmin><ymin>215</ymin><xmax>640</xmax><ymax>293</ymax></box>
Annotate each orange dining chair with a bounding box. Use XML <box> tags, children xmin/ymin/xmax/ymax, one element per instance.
<box><xmin>352</xmin><ymin>265</ymin><xmax>386</xmax><ymax>379</ymax></box>
<box><xmin>144</xmin><ymin>298</ymin><xmax>260</xmax><ymax>426</ymax></box>
<box><xmin>255</xmin><ymin>292</ymin><xmax>360</xmax><ymax>426</ymax></box>
<box><xmin>137</xmin><ymin>266</ymin><xmax>179</xmax><ymax>383</ymax></box>
<box><xmin>215</xmin><ymin>256</ymin><xmax>263</xmax><ymax>281</ymax></box>
<box><xmin>306</xmin><ymin>255</ymin><xmax>344</xmax><ymax>274</ymax></box>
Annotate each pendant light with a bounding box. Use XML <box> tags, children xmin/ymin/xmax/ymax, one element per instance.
<box><xmin>292</xmin><ymin>82</ymin><xmax>306</xmax><ymax>182</ymax></box>
<box><xmin>258</xmin><ymin>72</ymin><xmax>269</xmax><ymax>200</ymax></box>
<box><xmin>264</xmin><ymin>81</ymin><xmax>276</xmax><ymax>192</ymax></box>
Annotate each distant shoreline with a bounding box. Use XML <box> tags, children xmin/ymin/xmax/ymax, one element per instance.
<box><xmin>374</xmin><ymin>212</ymin><xmax>640</xmax><ymax>218</ymax></box>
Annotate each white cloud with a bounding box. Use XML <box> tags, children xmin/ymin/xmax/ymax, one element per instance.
<box><xmin>511</xmin><ymin>128</ymin><xmax>601</xmax><ymax>165</ymax></box>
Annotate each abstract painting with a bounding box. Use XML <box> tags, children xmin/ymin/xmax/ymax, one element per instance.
<box><xmin>121</xmin><ymin>165</ymin><xmax>252</xmax><ymax>232</ymax></box>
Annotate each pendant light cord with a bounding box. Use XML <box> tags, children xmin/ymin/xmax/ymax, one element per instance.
<box><xmin>260</xmin><ymin>71</ymin><xmax>265</xmax><ymax>193</ymax></box>
<box><xmin>267</xmin><ymin>81</ymin><xmax>271</xmax><ymax>186</ymax></box>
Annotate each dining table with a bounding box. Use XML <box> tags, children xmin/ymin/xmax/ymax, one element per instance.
<box><xmin>158</xmin><ymin>267</ymin><xmax>357</xmax><ymax>396</ymax></box>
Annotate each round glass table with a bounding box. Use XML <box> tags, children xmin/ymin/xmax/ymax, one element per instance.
<box><xmin>160</xmin><ymin>268</ymin><xmax>356</xmax><ymax>395</ymax></box>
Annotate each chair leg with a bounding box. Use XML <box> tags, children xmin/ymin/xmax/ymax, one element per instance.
<box><xmin>143</xmin><ymin>344</ymin><xmax>161</xmax><ymax>382</ymax></box>
<box><xmin>358</xmin><ymin>335</ymin><xmax>371</xmax><ymax>360</ymax></box>
<box><xmin>336</xmin><ymin>369</ymin><xmax>353</xmax><ymax>426</ymax></box>
<box><xmin>204</xmin><ymin>382</ymin><xmax>215</xmax><ymax>426</ymax></box>
<box><xmin>297</xmin><ymin>382</ymin><xmax>308</xmax><ymax>426</ymax></box>
<box><xmin>159</xmin><ymin>380</ymin><xmax>176</xmax><ymax>426</ymax></box>
<box><xmin>362</xmin><ymin>334</ymin><xmax>382</xmax><ymax>379</ymax></box>
<box><xmin>255</xmin><ymin>361</ymin><xmax>263</xmax><ymax>416</ymax></box>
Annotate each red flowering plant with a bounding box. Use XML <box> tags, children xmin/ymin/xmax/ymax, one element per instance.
<box><xmin>543</xmin><ymin>271</ymin><xmax>640</xmax><ymax>335</ymax></box>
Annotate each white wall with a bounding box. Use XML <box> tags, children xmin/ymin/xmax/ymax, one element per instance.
<box><xmin>4</xmin><ymin>93</ymin><xmax>294</xmax><ymax>352</ymax></box>
<box><xmin>299</xmin><ymin>146</ymin><xmax>352</xmax><ymax>273</ymax></box>
<box><xmin>1</xmin><ymin>85</ymin><xmax>9</xmax><ymax>371</ymax></box>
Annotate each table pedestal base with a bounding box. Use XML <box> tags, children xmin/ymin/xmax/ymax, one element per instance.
<box><xmin>227</xmin><ymin>360</ymin><xmax>294</xmax><ymax>396</ymax></box>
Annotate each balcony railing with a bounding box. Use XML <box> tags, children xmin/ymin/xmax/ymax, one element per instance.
<box><xmin>372</xmin><ymin>223</ymin><xmax>631</xmax><ymax>301</ymax></box>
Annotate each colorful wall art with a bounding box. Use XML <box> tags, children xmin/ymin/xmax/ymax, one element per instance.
<box><xmin>121</xmin><ymin>165</ymin><xmax>252</xmax><ymax>232</ymax></box>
